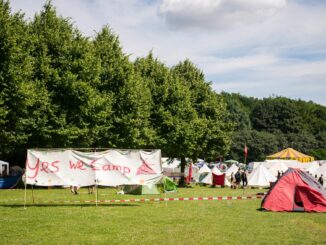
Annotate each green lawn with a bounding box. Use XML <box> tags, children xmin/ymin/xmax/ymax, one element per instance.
<box><xmin>0</xmin><ymin>186</ymin><xmax>325</xmax><ymax>245</ymax></box>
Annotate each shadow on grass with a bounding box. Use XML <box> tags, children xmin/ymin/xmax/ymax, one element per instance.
<box><xmin>0</xmin><ymin>203</ymin><xmax>139</xmax><ymax>208</ymax></box>
<box><xmin>256</xmin><ymin>208</ymin><xmax>267</xmax><ymax>212</ymax></box>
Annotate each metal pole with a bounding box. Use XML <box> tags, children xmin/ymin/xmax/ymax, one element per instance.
<box><xmin>24</xmin><ymin>177</ymin><xmax>27</xmax><ymax>209</ymax></box>
<box><xmin>31</xmin><ymin>184</ymin><xmax>34</xmax><ymax>204</ymax></box>
<box><xmin>95</xmin><ymin>179</ymin><xmax>98</xmax><ymax>207</ymax></box>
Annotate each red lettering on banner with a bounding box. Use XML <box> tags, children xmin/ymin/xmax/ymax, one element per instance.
<box><xmin>51</xmin><ymin>161</ymin><xmax>60</xmax><ymax>173</ymax></box>
<box><xmin>41</xmin><ymin>161</ymin><xmax>49</xmax><ymax>173</ymax></box>
<box><xmin>112</xmin><ymin>165</ymin><xmax>121</xmax><ymax>171</ymax></box>
<box><xmin>123</xmin><ymin>167</ymin><xmax>131</xmax><ymax>174</ymax></box>
<box><xmin>27</xmin><ymin>159</ymin><xmax>60</xmax><ymax>179</ymax></box>
<box><xmin>90</xmin><ymin>160</ymin><xmax>100</xmax><ymax>171</ymax></box>
<box><xmin>69</xmin><ymin>160</ymin><xmax>86</xmax><ymax>170</ymax></box>
<box><xmin>27</xmin><ymin>158</ymin><xmax>40</xmax><ymax>179</ymax></box>
<box><xmin>102</xmin><ymin>164</ymin><xmax>110</xmax><ymax>171</ymax></box>
<box><xmin>101</xmin><ymin>164</ymin><xmax>130</xmax><ymax>174</ymax></box>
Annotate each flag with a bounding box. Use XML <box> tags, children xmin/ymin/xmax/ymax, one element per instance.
<box><xmin>244</xmin><ymin>145</ymin><xmax>248</xmax><ymax>158</ymax></box>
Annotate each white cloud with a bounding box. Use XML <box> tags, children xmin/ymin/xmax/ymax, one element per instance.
<box><xmin>160</xmin><ymin>0</ymin><xmax>287</xmax><ymax>29</ymax></box>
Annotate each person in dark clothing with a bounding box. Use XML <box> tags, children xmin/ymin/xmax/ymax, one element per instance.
<box><xmin>241</xmin><ymin>171</ymin><xmax>248</xmax><ymax>187</ymax></box>
<box><xmin>235</xmin><ymin>170</ymin><xmax>241</xmax><ymax>189</ymax></box>
<box><xmin>277</xmin><ymin>170</ymin><xmax>281</xmax><ymax>179</ymax></box>
<box><xmin>318</xmin><ymin>175</ymin><xmax>324</xmax><ymax>186</ymax></box>
<box><xmin>230</xmin><ymin>172</ymin><xmax>235</xmax><ymax>189</ymax></box>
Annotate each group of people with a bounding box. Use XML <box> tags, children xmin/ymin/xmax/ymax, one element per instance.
<box><xmin>230</xmin><ymin>169</ymin><xmax>247</xmax><ymax>189</ymax></box>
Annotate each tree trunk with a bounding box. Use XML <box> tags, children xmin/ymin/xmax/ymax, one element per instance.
<box><xmin>178</xmin><ymin>156</ymin><xmax>187</xmax><ymax>187</ymax></box>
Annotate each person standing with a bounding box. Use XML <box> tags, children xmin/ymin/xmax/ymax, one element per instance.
<box><xmin>318</xmin><ymin>175</ymin><xmax>324</xmax><ymax>186</ymax></box>
<box><xmin>277</xmin><ymin>170</ymin><xmax>281</xmax><ymax>179</ymax></box>
<box><xmin>241</xmin><ymin>171</ymin><xmax>248</xmax><ymax>187</ymax></box>
<box><xmin>235</xmin><ymin>170</ymin><xmax>241</xmax><ymax>189</ymax></box>
<box><xmin>230</xmin><ymin>172</ymin><xmax>235</xmax><ymax>189</ymax></box>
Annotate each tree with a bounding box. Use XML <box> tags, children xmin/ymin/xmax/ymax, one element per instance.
<box><xmin>221</xmin><ymin>92</ymin><xmax>251</xmax><ymax>131</ymax></box>
<box><xmin>251</xmin><ymin>97</ymin><xmax>304</xmax><ymax>134</ymax></box>
<box><xmin>94</xmin><ymin>27</ymin><xmax>154</xmax><ymax>148</ymax></box>
<box><xmin>171</xmin><ymin>60</ymin><xmax>233</xmax><ymax>185</ymax></box>
<box><xmin>0</xmin><ymin>0</ymin><xmax>50</xmax><ymax>163</ymax></box>
<box><xmin>229</xmin><ymin>130</ymin><xmax>279</xmax><ymax>162</ymax></box>
<box><xmin>30</xmin><ymin>2</ymin><xmax>110</xmax><ymax>148</ymax></box>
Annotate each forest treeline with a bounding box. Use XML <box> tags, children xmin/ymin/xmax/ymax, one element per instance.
<box><xmin>0</xmin><ymin>1</ymin><xmax>325</xmax><ymax>168</ymax></box>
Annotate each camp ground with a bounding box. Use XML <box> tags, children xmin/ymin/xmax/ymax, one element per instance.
<box><xmin>1</xmin><ymin>148</ymin><xmax>326</xmax><ymax>244</ymax></box>
<box><xmin>1</xmin><ymin>1</ymin><xmax>326</xmax><ymax>243</ymax></box>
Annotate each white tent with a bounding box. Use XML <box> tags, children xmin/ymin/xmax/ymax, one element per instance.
<box><xmin>0</xmin><ymin>160</ymin><xmax>9</xmax><ymax>176</ymax></box>
<box><xmin>305</xmin><ymin>161</ymin><xmax>320</xmax><ymax>174</ymax></box>
<box><xmin>268</xmin><ymin>162</ymin><xmax>289</xmax><ymax>177</ymax></box>
<box><xmin>248</xmin><ymin>165</ymin><xmax>277</xmax><ymax>187</ymax></box>
<box><xmin>198</xmin><ymin>164</ymin><xmax>212</xmax><ymax>184</ymax></box>
<box><xmin>212</xmin><ymin>166</ymin><xmax>222</xmax><ymax>175</ymax></box>
<box><xmin>313</xmin><ymin>164</ymin><xmax>326</xmax><ymax>177</ymax></box>
<box><xmin>225</xmin><ymin>164</ymin><xmax>239</xmax><ymax>177</ymax></box>
<box><xmin>313</xmin><ymin>164</ymin><xmax>326</xmax><ymax>187</ymax></box>
<box><xmin>198</xmin><ymin>164</ymin><xmax>211</xmax><ymax>174</ymax></box>
<box><xmin>162</xmin><ymin>158</ymin><xmax>181</xmax><ymax>173</ymax></box>
<box><xmin>264</xmin><ymin>159</ymin><xmax>303</xmax><ymax>169</ymax></box>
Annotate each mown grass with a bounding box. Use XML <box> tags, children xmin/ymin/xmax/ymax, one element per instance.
<box><xmin>1</xmin><ymin>186</ymin><xmax>325</xmax><ymax>245</ymax></box>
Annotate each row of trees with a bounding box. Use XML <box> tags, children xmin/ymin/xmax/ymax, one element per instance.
<box><xmin>1</xmin><ymin>1</ymin><xmax>325</xmax><ymax>176</ymax></box>
<box><xmin>223</xmin><ymin>93</ymin><xmax>326</xmax><ymax>162</ymax></box>
<box><xmin>0</xmin><ymin>1</ymin><xmax>232</xmax><ymax>184</ymax></box>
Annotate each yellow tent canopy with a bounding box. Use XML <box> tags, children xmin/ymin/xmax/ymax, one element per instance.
<box><xmin>267</xmin><ymin>148</ymin><xmax>314</xmax><ymax>163</ymax></box>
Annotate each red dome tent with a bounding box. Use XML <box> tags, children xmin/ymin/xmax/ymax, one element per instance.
<box><xmin>262</xmin><ymin>168</ymin><xmax>326</xmax><ymax>212</ymax></box>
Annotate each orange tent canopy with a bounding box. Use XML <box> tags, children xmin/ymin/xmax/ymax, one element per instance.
<box><xmin>267</xmin><ymin>148</ymin><xmax>314</xmax><ymax>163</ymax></box>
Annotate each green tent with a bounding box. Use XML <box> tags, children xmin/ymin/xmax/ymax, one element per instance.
<box><xmin>162</xmin><ymin>176</ymin><xmax>177</xmax><ymax>193</ymax></box>
<box><xmin>123</xmin><ymin>177</ymin><xmax>177</xmax><ymax>195</ymax></box>
<box><xmin>123</xmin><ymin>184</ymin><xmax>160</xmax><ymax>195</ymax></box>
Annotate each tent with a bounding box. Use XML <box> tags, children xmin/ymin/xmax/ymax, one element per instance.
<box><xmin>162</xmin><ymin>158</ymin><xmax>181</xmax><ymax>174</ymax></box>
<box><xmin>305</xmin><ymin>161</ymin><xmax>320</xmax><ymax>174</ymax></box>
<box><xmin>268</xmin><ymin>162</ymin><xmax>289</xmax><ymax>177</ymax></box>
<box><xmin>123</xmin><ymin>184</ymin><xmax>160</xmax><ymax>195</ymax></box>
<box><xmin>248</xmin><ymin>165</ymin><xmax>276</xmax><ymax>187</ymax></box>
<box><xmin>312</xmin><ymin>163</ymin><xmax>326</xmax><ymax>177</ymax></box>
<box><xmin>162</xmin><ymin>176</ymin><xmax>177</xmax><ymax>192</ymax></box>
<box><xmin>123</xmin><ymin>176</ymin><xmax>177</xmax><ymax>194</ymax></box>
<box><xmin>211</xmin><ymin>166</ymin><xmax>230</xmax><ymax>186</ymax></box>
<box><xmin>225</xmin><ymin>164</ymin><xmax>239</xmax><ymax>177</ymax></box>
<box><xmin>262</xmin><ymin>168</ymin><xmax>326</xmax><ymax>212</ymax></box>
<box><xmin>0</xmin><ymin>160</ymin><xmax>9</xmax><ymax>176</ymax></box>
<box><xmin>267</xmin><ymin>148</ymin><xmax>314</xmax><ymax>163</ymax></box>
<box><xmin>313</xmin><ymin>164</ymin><xmax>326</xmax><ymax>187</ymax></box>
<box><xmin>198</xmin><ymin>164</ymin><xmax>212</xmax><ymax>184</ymax></box>
<box><xmin>224</xmin><ymin>159</ymin><xmax>239</xmax><ymax>165</ymax></box>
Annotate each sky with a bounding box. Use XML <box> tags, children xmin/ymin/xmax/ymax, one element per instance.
<box><xmin>10</xmin><ymin>0</ymin><xmax>326</xmax><ymax>105</ymax></box>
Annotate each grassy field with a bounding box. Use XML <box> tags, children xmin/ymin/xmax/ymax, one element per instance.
<box><xmin>1</xmin><ymin>186</ymin><xmax>325</xmax><ymax>245</ymax></box>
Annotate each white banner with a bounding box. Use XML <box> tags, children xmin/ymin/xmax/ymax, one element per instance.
<box><xmin>26</xmin><ymin>149</ymin><xmax>162</xmax><ymax>187</ymax></box>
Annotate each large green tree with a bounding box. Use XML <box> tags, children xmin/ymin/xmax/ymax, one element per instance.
<box><xmin>0</xmin><ymin>0</ymin><xmax>49</xmax><ymax>162</ymax></box>
<box><xmin>93</xmin><ymin>27</ymin><xmax>154</xmax><ymax>149</ymax></box>
<box><xmin>30</xmin><ymin>3</ymin><xmax>109</xmax><ymax>148</ymax></box>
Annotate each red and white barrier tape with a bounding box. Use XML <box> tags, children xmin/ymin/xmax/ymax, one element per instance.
<box><xmin>1</xmin><ymin>195</ymin><xmax>264</xmax><ymax>204</ymax></box>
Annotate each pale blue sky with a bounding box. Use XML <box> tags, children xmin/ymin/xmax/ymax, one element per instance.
<box><xmin>10</xmin><ymin>0</ymin><xmax>326</xmax><ymax>105</ymax></box>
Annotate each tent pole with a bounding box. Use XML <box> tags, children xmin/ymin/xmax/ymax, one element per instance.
<box><xmin>24</xmin><ymin>179</ymin><xmax>27</xmax><ymax>209</ymax></box>
<box><xmin>31</xmin><ymin>184</ymin><xmax>35</xmax><ymax>204</ymax></box>
<box><xmin>95</xmin><ymin>180</ymin><xmax>98</xmax><ymax>207</ymax></box>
